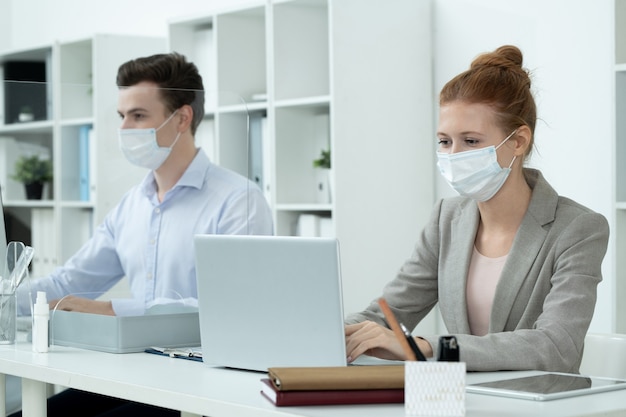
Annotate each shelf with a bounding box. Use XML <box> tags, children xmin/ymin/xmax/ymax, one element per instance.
<box><xmin>60</xmin><ymin>117</ymin><xmax>94</xmax><ymax>127</ymax></box>
<box><xmin>3</xmin><ymin>200</ymin><xmax>54</xmax><ymax>208</ymax></box>
<box><xmin>2</xmin><ymin>57</ymin><xmax>52</xmax><ymax>125</ymax></box>
<box><xmin>275</xmin><ymin>209</ymin><xmax>333</xmax><ymax>238</ymax></box>
<box><xmin>215</xmin><ymin>5</ymin><xmax>266</xmax><ymax>104</ymax></box>
<box><xmin>275</xmin><ymin>95</ymin><xmax>331</xmax><ymax>108</ymax></box>
<box><xmin>59</xmin><ymin>40</ymin><xmax>93</xmax><ymax>120</ymax></box>
<box><xmin>617</xmin><ymin>0</ymin><xmax>626</xmax><ymax>65</ymax></box>
<box><xmin>275</xmin><ymin>106</ymin><xmax>330</xmax><ymax>206</ymax></box>
<box><xmin>60</xmin><ymin>201</ymin><xmax>94</xmax><ymax>209</ymax></box>
<box><xmin>218</xmin><ymin>102</ymin><xmax>266</xmax><ymax>114</ymax></box>
<box><xmin>0</xmin><ymin>46</ymin><xmax>51</xmax><ymax>63</ymax></box>
<box><xmin>273</xmin><ymin>0</ymin><xmax>329</xmax><ymax>101</ymax></box>
<box><xmin>168</xmin><ymin>0</ymin><xmax>434</xmax><ymax>319</ymax></box>
<box><xmin>616</xmin><ymin>0</ymin><xmax>626</xmax><ymax>333</ymax></box>
<box><xmin>616</xmin><ymin>71</ymin><xmax>626</xmax><ymax>202</ymax></box>
<box><xmin>0</xmin><ymin>120</ymin><xmax>53</xmax><ymax>134</ymax></box>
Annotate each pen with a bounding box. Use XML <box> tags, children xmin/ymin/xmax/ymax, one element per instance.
<box><xmin>377</xmin><ymin>297</ymin><xmax>421</xmax><ymax>361</ymax></box>
<box><xmin>149</xmin><ymin>346</ymin><xmax>203</xmax><ymax>359</ymax></box>
<box><xmin>400</xmin><ymin>322</ymin><xmax>427</xmax><ymax>361</ymax></box>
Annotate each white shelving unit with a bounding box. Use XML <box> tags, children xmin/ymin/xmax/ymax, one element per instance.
<box><xmin>168</xmin><ymin>0</ymin><xmax>436</xmax><ymax>319</ymax></box>
<box><xmin>615</xmin><ymin>0</ymin><xmax>626</xmax><ymax>333</ymax></box>
<box><xmin>0</xmin><ymin>34</ymin><xmax>166</xmax><ymax>277</ymax></box>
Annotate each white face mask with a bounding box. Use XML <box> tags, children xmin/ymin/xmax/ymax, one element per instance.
<box><xmin>118</xmin><ymin>110</ymin><xmax>180</xmax><ymax>170</ymax></box>
<box><xmin>436</xmin><ymin>130</ymin><xmax>517</xmax><ymax>202</ymax></box>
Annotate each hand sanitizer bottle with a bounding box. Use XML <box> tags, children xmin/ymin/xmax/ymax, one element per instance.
<box><xmin>33</xmin><ymin>291</ymin><xmax>49</xmax><ymax>353</ymax></box>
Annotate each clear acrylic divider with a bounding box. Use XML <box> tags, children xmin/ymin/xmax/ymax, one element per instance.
<box><xmin>0</xmin><ymin>241</ymin><xmax>32</xmax><ymax>344</ymax></box>
<box><xmin>1</xmin><ymin>81</ymin><xmax>263</xmax><ymax>327</ymax></box>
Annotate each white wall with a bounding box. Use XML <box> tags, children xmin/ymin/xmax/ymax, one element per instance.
<box><xmin>4</xmin><ymin>0</ymin><xmax>252</xmax><ymax>50</ymax></box>
<box><xmin>433</xmin><ymin>0</ymin><xmax>615</xmax><ymax>333</ymax></box>
<box><xmin>0</xmin><ymin>0</ymin><xmax>10</xmax><ymax>51</ymax></box>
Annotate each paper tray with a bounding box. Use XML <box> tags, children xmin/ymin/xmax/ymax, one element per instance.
<box><xmin>50</xmin><ymin>310</ymin><xmax>200</xmax><ymax>353</ymax></box>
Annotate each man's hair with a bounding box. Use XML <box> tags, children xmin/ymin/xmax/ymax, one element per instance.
<box><xmin>117</xmin><ymin>52</ymin><xmax>205</xmax><ymax>135</ymax></box>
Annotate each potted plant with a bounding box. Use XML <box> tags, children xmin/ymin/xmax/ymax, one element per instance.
<box><xmin>312</xmin><ymin>149</ymin><xmax>331</xmax><ymax>169</ymax></box>
<box><xmin>312</xmin><ymin>149</ymin><xmax>332</xmax><ymax>203</ymax></box>
<box><xmin>11</xmin><ymin>155</ymin><xmax>53</xmax><ymax>200</ymax></box>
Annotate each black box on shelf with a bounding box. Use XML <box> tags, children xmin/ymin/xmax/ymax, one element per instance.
<box><xmin>3</xmin><ymin>61</ymin><xmax>48</xmax><ymax>124</ymax></box>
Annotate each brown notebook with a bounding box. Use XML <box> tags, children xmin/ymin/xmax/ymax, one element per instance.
<box><xmin>260</xmin><ymin>378</ymin><xmax>404</xmax><ymax>406</ymax></box>
<box><xmin>267</xmin><ymin>365</ymin><xmax>404</xmax><ymax>391</ymax></box>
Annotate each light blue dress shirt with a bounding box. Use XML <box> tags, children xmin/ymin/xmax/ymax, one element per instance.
<box><xmin>16</xmin><ymin>149</ymin><xmax>273</xmax><ymax>316</ymax></box>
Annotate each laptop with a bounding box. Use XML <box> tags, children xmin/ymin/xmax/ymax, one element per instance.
<box><xmin>193</xmin><ymin>234</ymin><xmax>348</xmax><ymax>371</ymax></box>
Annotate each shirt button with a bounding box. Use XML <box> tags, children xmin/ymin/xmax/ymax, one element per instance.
<box><xmin>150</xmin><ymin>239</ymin><xmax>156</xmax><ymax>245</ymax></box>
<box><xmin>147</xmin><ymin>272</ymin><xmax>153</xmax><ymax>280</ymax></box>
<box><xmin>155</xmin><ymin>207</ymin><xmax>161</xmax><ymax>214</ymax></box>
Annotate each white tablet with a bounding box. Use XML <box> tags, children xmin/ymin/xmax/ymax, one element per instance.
<box><xmin>466</xmin><ymin>372</ymin><xmax>626</xmax><ymax>401</ymax></box>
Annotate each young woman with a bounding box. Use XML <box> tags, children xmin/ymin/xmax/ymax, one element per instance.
<box><xmin>345</xmin><ymin>45</ymin><xmax>609</xmax><ymax>373</ymax></box>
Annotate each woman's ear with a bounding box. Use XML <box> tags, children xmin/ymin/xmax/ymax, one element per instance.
<box><xmin>177</xmin><ymin>104</ymin><xmax>194</xmax><ymax>133</ymax></box>
<box><xmin>513</xmin><ymin>125</ymin><xmax>532</xmax><ymax>156</ymax></box>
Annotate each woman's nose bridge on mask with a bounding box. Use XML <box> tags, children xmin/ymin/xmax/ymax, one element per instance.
<box><xmin>450</xmin><ymin>140</ymin><xmax>463</xmax><ymax>154</ymax></box>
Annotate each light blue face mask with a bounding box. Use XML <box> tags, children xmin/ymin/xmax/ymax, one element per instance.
<box><xmin>118</xmin><ymin>110</ymin><xmax>180</xmax><ymax>170</ymax></box>
<box><xmin>436</xmin><ymin>130</ymin><xmax>517</xmax><ymax>202</ymax></box>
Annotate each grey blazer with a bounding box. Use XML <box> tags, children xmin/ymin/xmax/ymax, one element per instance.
<box><xmin>346</xmin><ymin>169</ymin><xmax>609</xmax><ymax>372</ymax></box>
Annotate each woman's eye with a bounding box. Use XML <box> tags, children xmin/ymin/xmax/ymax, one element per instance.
<box><xmin>437</xmin><ymin>138</ymin><xmax>450</xmax><ymax>146</ymax></box>
<box><xmin>464</xmin><ymin>138</ymin><xmax>479</xmax><ymax>145</ymax></box>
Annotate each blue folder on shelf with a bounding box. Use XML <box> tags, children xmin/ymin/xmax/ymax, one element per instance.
<box><xmin>78</xmin><ymin>125</ymin><xmax>91</xmax><ymax>201</ymax></box>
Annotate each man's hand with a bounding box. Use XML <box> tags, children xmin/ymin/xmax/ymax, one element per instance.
<box><xmin>50</xmin><ymin>295</ymin><xmax>115</xmax><ymax>316</ymax></box>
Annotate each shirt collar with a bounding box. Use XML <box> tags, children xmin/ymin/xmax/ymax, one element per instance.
<box><xmin>139</xmin><ymin>149</ymin><xmax>211</xmax><ymax>199</ymax></box>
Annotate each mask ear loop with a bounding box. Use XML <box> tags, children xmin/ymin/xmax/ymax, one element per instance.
<box><xmin>156</xmin><ymin>110</ymin><xmax>182</xmax><ymax>152</ymax></box>
<box><xmin>155</xmin><ymin>110</ymin><xmax>179</xmax><ymax>132</ymax></box>
<box><xmin>495</xmin><ymin>129</ymin><xmax>518</xmax><ymax>150</ymax></box>
<box><xmin>167</xmin><ymin>132</ymin><xmax>182</xmax><ymax>151</ymax></box>
<box><xmin>507</xmin><ymin>155</ymin><xmax>517</xmax><ymax>169</ymax></box>
<box><xmin>496</xmin><ymin>129</ymin><xmax>518</xmax><ymax>169</ymax></box>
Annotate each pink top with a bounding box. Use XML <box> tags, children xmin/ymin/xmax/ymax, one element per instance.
<box><xmin>466</xmin><ymin>246</ymin><xmax>508</xmax><ymax>336</ymax></box>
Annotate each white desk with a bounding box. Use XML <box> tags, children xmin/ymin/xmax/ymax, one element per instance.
<box><xmin>0</xmin><ymin>342</ymin><xmax>626</xmax><ymax>417</ymax></box>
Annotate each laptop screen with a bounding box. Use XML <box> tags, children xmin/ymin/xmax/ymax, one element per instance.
<box><xmin>193</xmin><ymin>234</ymin><xmax>347</xmax><ymax>372</ymax></box>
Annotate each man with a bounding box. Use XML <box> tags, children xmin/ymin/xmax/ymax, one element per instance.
<box><xmin>10</xmin><ymin>52</ymin><xmax>273</xmax><ymax>417</ymax></box>
<box><xmin>17</xmin><ymin>52</ymin><xmax>273</xmax><ymax>317</ymax></box>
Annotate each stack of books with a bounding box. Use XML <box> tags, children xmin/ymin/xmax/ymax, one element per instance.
<box><xmin>261</xmin><ymin>365</ymin><xmax>404</xmax><ymax>406</ymax></box>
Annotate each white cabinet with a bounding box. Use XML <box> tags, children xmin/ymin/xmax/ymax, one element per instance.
<box><xmin>0</xmin><ymin>34</ymin><xmax>165</xmax><ymax>276</ymax></box>
<box><xmin>615</xmin><ymin>0</ymin><xmax>626</xmax><ymax>333</ymax></box>
<box><xmin>169</xmin><ymin>0</ymin><xmax>435</xmax><ymax>318</ymax></box>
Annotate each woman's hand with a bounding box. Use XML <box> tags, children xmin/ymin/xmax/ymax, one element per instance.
<box><xmin>345</xmin><ymin>321</ymin><xmax>407</xmax><ymax>362</ymax></box>
<box><xmin>50</xmin><ymin>295</ymin><xmax>115</xmax><ymax>316</ymax></box>
<box><xmin>345</xmin><ymin>321</ymin><xmax>434</xmax><ymax>363</ymax></box>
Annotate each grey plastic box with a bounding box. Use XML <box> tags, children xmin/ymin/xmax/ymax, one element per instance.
<box><xmin>50</xmin><ymin>310</ymin><xmax>200</xmax><ymax>353</ymax></box>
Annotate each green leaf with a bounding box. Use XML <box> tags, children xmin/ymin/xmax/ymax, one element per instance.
<box><xmin>11</xmin><ymin>155</ymin><xmax>53</xmax><ymax>184</ymax></box>
<box><xmin>312</xmin><ymin>149</ymin><xmax>331</xmax><ymax>169</ymax></box>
